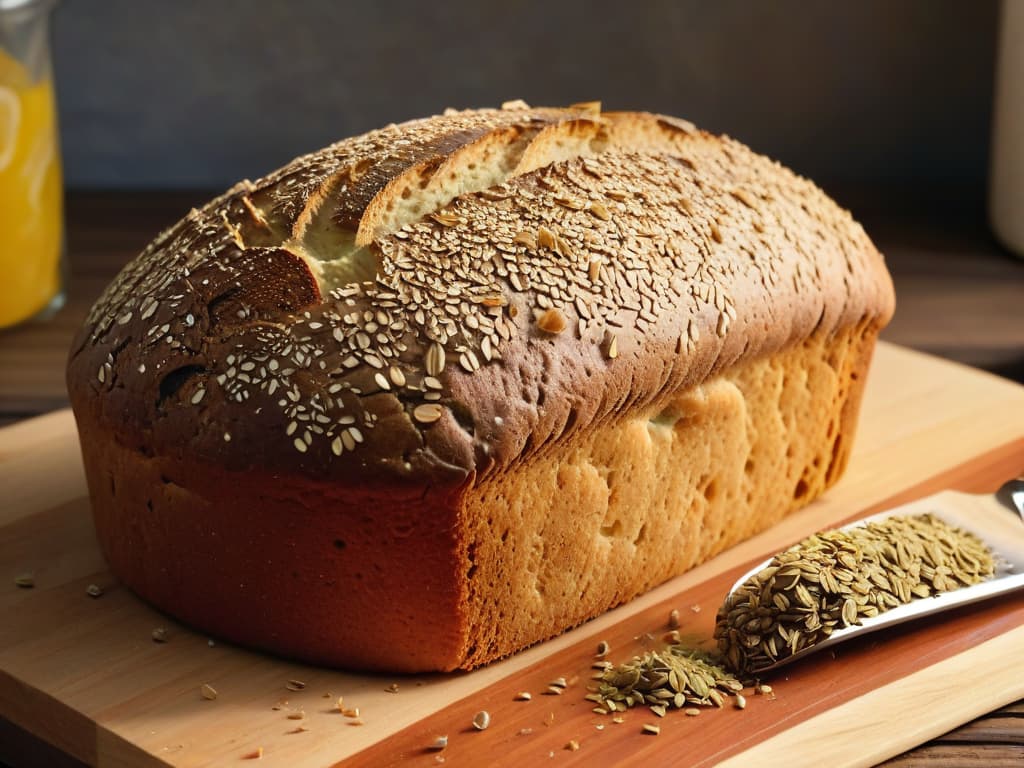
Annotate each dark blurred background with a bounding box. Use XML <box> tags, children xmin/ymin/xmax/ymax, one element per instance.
<box><xmin>54</xmin><ymin>0</ymin><xmax>998</xmax><ymax>192</ymax></box>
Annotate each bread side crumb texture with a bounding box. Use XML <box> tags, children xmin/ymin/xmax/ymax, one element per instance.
<box><xmin>67</xmin><ymin>103</ymin><xmax>895</xmax><ymax>671</ymax></box>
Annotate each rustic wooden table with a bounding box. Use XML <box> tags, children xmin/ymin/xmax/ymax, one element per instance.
<box><xmin>0</xmin><ymin>189</ymin><xmax>1022</xmax><ymax>767</ymax></box>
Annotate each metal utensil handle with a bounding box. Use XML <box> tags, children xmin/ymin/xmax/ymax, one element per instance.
<box><xmin>995</xmin><ymin>477</ymin><xmax>1024</xmax><ymax>521</ymax></box>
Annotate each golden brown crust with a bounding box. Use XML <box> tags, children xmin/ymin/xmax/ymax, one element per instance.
<box><xmin>67</xmin><ymin>106</ymin><xmax>893</xmax><ymax>494</ymax></box>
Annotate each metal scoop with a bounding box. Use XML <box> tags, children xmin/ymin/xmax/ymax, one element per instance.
<box><xmin>719</xmin><ymin>478</ymin><xmax>1024</xmax><ymax>674</ymax></box>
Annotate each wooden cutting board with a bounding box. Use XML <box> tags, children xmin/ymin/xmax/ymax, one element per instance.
<box><xmin>2</xmin><ymin>342</ymin><xmax>1023</xmax><ymax>768</ymax></box>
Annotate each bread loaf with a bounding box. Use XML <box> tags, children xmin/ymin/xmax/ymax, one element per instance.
<box><xmin>67</xmin><ymin>104</ymin><xmax>894</xmax><ymax>672</ymax></box>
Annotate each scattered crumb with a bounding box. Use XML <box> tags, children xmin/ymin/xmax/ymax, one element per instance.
<box><xmin>384</xmin><ymin>683</ymin><xmax>399</xmax><ymax>694</ymax></box>
<box><xmin>14</xmin><ymin>573</ymin><xmax>33</xmax><ymax>589</ymax></box>
<box><xmin>690</xmin><ymin>604</ymin><xmax>701</xmax><ymax>613</ymax></box>
<box><xmin>565</xmin><ymin>739</ymin><xmax>580</xmax><ymax>751</ymax></box>
<box><xmin>207</xmin><ymin>639</ymin><xmax>215</xmax><ymax>647</ymax></box>
<box><xmin>242</xmin><ymin>746</ymin><xmax>263</xmax><ymax>759</ymax></box>
<box><xmin>200</xmin><ymin>684</ymin><xmax>217</xmax><ymax>701</ymax></box>
<box><xmin>286</xmin><ymin>726</ymin><xmax>309</xmax><ymax>734</ymax></box>
<box><xmin>86</xmin><ymin>584</ymin><xmax>103</xmax><ymax>598</ymax></box>
<box><xmin>286</xmin><ymin>711</ymin><xmax>305</xmax><ymax>720</ymax></box>
<box><xmin>151</xmin><ymin>627</ymin><xmax>168</xmax><ymax>643</ymax></box>
<box><xmin>285</xmin><ymin>679</ymin><xmax>306</xmax><ymax>691</ymax></box>
<box><xmin>342</xmin><ymin>707</ymin><xmax>360</xmax><ymax>718</ymax></box>
<box><xmin>518</xmin><ymin>728</ymin><xmax>534</xmax><ymax>736</ymax></box>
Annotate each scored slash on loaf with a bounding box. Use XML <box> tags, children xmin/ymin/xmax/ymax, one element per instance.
<box><xmin>67</xmin><ymin>102</ymin><xmax>894</xmax><ymax>672</ymax></box>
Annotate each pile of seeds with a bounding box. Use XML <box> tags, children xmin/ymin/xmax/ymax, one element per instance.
<box><xmin>587</xmin><ymin>646</ymin><xmax>743</xmax><ymax>717</ymax></box>
<box><xmin>715</xmin><ymin>513</ymin><xmax>995</xmax><ymax>674</ymax></box>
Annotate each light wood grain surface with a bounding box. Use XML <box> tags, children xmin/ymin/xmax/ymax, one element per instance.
<box><xmin>0</xmin><ymin>191</ymin><xmax>1022</xmax><ymax>766</ymax></box>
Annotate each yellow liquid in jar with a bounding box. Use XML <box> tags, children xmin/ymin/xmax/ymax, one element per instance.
<box><xmin>0</xmin><ymin>48</ymin><xmax>62</xmax><ymax>328</ymax></box>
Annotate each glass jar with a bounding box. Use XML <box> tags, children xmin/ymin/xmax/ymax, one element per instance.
<box><xmin>0</xmin><ymin>0</ymin><xmax>63</xmax><ymax>328</ymax></box>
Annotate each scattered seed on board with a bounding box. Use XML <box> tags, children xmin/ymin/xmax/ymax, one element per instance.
<box><xmin>200</xmin><ymin>684</ymin><xmax>218</xmax><ymax>700</ymax></box>
<box><xmin>286</xmin><ymin>679</ymin><xmax>306</xmax><ymax>691</ymax></box>
<box><xmin>242</xmin><ymin>747</ymin><xmax>263</xmax><ymax>760</ymax></box>
<box><xmin>14</xmin><ymin>573</ymin><xmax>33</xmax><ymax>589</ymax></box>
<box><xmin>668</xmin><ymin>609</ymin><xmax>681</xmax><ymax>629</ymax></box>
<box><xmin>565</xmin><ymin>740</ymin><xmax>580</xmax><ymax>751</ymax></box>
<box><xmin>287</xmin><ymin>712</ymin><xmax>305</xmax><ymax>720</ymax></box>
<box><xmin>472</xmin><ymin>710</ymin><xmax>491</xmax><ymax>730</ymax></box>
<box><xmin>596</xmin><ymin>640</ymin><xmax>610</xmax><ymax>658</ymax></box>
<box><xmin>151</xmin><ymin>627</ymin><xmax>169</xmax><ymax>643</ymax></box>
<box><xmin>642</xmin><ymin>723</ymin><xmax>660</xmax><ymax>736</ymax></box>
<box><xmin>342</xmin><ymin>707</ymin><xmax>360</xmax><ymax>718</ymax></box>
<box><xmin>590</xmin><ymin>643</ymin><xmax>742</xmax><ymax>717</ymax></box>
<box><xmin>429</xmin><ymin>735</ymin><xmax>448</xmax><ymax>750</ymax></box>
<box><xmin>684</xmin><ymin>708</ymin><xmax>701</xmax><ymax>717</ymax></box>
<box><xmin>734</xmin><ymin>693</ymin><xmax>747</xmax><ymax>710</ymax></box>
<box><xmin>385</xmin><ymin>683</ymin><xmax>399</xmax><ymax>693</ymax></box>
<box><xmin>515</xmin><ymin>691</ymin><xmax>532</xmax><ymax>701</ymax></box>
<box><xmin>335</xmin><ymin>696</ymin><xmax>345</xmax><ymax>711</ymax></box>
<box><xmin>287</xmin><ymin>726</ymin><xmax>309</xmax><ymax>734</ymax></box>
<box><xmin>549</xmin><ymin>677</ymin><xmax>567</xmax><ymax>689</ymax></box>
<box><xmin>86</xmin><ymin>584</ymin><xmax>103</xmax><ymax>598</ymax></box>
